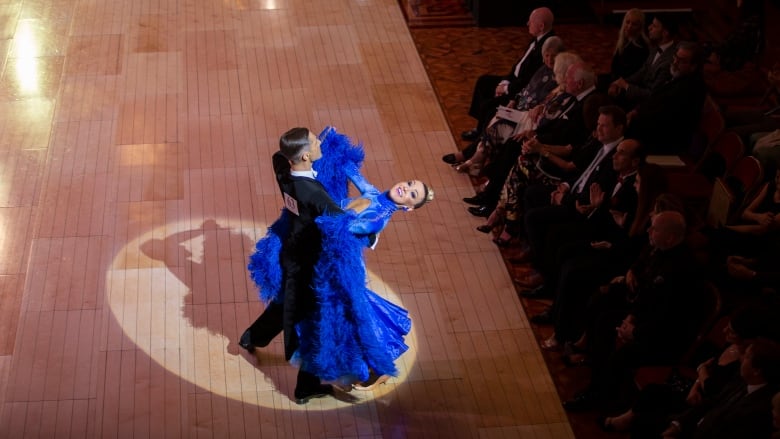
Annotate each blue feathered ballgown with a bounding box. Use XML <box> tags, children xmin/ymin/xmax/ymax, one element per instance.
<box><xmin>247</xmin><ymin>127</ymin><xmax>411</xmax><ymax>384</ymax></box>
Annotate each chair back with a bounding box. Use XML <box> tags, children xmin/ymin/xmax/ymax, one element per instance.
<box><xmin>698</xmin><ymin>131</ymin><xmax>745</xmax><ymax>180</ymax></box>
<box><xmin>690</xmin><ymin>95</ymin><xmax>725</xmax><ymax>163</ymax></box>
<box><xmin>728</xmin><ymin>156</ymin><xmax>764</xmax><ymax>197</ymax></box>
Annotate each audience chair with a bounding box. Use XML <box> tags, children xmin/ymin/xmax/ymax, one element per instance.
<box><xmin>668</xmin><ymin>131</ymin><xmax>745</xmax><ymax>215</ymax></box>
<box><xmin>706</xmin><ymin>155</ymin><xmax>764</xmax><ymax>228</ymax></box>
<box><xmin>728</xmin><ymin>155</ymin><xmax>764</xmax><ymax>196</ymax></box>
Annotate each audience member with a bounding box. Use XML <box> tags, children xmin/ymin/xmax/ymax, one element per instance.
<box><xmin>516</xmin><ymin>136</ymin><xmax>644</xmax><ymax>291</ymax></box>
<box><xmin>662</xmin><ymin>338</ymin><xmax>780</xmax><ymax>439</ymax></box>
<box><xmin>599</xmin><ymin>304</ymin><xmax>779</xmax><ymax>436</ymax></box>
<box><xmin>531</xmin><ymin>167</ymin><xmax>671</xmax><ymax>349</ymax></box>
<box><xmin>466</xmin><ymin>62</ymin><xmax>600</xmax><ymax>218</ymax></box>
<box><xmin>608</xmin><ymin>13</ymin><xmax>678</xmax><ymax>108</ymax></box>
<box><xmin>563</xmin><ymin>211</ymin><xmax>703</xmax><ymax>412</ymax></box>
<box><xmin>625</xmin><ymin>41</ymin><xmax>708</xmax><ymax>154</ymax></box>
<box><xmin>476</xmin><ymin>92</ymin><xmax>602</xmax><ymax>244</ymax></box>
<box><xmin>517</xmin><ymin>134</ymin><xmax>636</xmax><ymax>287</ymax></box>
<box><xmin>447</xmin><ymin>38</ymin><xmax>567</xmax><ymax>170</ymax></box>
<box><xmin>461</xmin><ymin>7</ymin><xmax>556</xmax><ymax>141</ymax></box>
<box><xmin>707</xmin><ymin>166</ymin><xmax>780</xmax><ymax>299</ymax></box>
<box><xmin>598</xmin><ymin>8</ymin><xmax>650</xmax><ymax>91</ymax></box>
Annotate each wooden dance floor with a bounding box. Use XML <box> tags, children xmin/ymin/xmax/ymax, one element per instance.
<box><xmin>0</xmin><ymin>0</ymin><xmax>573</xmax><ymax>437</ymax></box>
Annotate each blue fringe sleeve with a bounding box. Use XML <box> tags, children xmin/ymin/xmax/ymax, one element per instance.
<box><xmin>247</xmin><ymin>210</ymin><xmax>290</xmax><ymax>304</ymax></box>
<box><xmin>314</xmin><ymin>126</ymin><xmax>365</xmax><ymax>203</ymax></box>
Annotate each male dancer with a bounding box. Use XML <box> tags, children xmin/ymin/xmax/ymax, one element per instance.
<box><xmin>239</xmin><ymin>127</ymin><xmax>343</xmax><ymax>404</ymax></box>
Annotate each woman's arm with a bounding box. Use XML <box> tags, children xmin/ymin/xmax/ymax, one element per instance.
<box><xmin>740</xmin><ymin>183</ymin><xmax>770</xmax><ymax>224</ymax></box>
<box><xmin>345</xmin><ymin>163</ymin><xmax>380</xmax><ymax>197</ymax></box>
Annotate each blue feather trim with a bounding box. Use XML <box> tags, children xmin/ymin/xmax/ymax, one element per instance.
<box><xmin>247</xmin><ymin>209</ymin><xmax>289</xmax><ymax>304</ymax></box>
<box><xmin>292</xmin><ymin>212</ymin><xmax>410</xmax><ymax>383</ymax></box>
<box><xmin>314</xmin><ymin>126</ymin><xmax>365</xmax><ymax>202</ymax></box>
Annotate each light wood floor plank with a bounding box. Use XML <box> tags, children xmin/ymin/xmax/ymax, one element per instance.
<box><xmin>0</xmin><ymin>0</ymin><xmax>576</xmax><ymax>437</ymax></box>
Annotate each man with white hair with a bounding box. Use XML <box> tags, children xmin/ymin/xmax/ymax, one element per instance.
<box><xmin>467</xmin><ymin>62</ymin><xmax>599</xmax><ymax>218</ymax></box>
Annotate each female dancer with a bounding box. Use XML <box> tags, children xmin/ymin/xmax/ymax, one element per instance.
<box><xmin>248</xmin><ymin>127</ymin><xmax>433</xmax><ymax>389</ymax></box>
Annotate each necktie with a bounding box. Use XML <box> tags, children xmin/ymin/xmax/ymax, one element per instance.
<box><xmin>574</xmin><ymin>147</ymin><xmax>607</xmax><ymax>193</ymax></box>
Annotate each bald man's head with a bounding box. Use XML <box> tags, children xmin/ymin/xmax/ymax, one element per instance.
<box><xmin>528</xmin><ymin>7</ymin><xmax>554</xmax><ymax>37</ymax></box>
<box><xmin>649</xmin><ymin>210</ymin><xmax>686</xmax><ymax>250</ymax></box>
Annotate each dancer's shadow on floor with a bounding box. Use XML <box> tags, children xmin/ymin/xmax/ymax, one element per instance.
<box><xmin>139</xmin><ymin>218</ymin><xmax>357</xmax><ymax>403</ymax></box>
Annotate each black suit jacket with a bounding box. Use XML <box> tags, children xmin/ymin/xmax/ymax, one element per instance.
<box><xmin>675</xmin><ymin>378</ymin><xmax>778</xmax><ymax>439</ymax></box>
<box><xmin>588</xmin><ymin>172</ymin><xmax>638</xmax><ymax>238</ymax></box>
<box><xmin>505</xmin><ymin>31</ymin><xmax>556</xmax><ymax>97</ymax></box>
<box><xmin>274</xmin><ymin>158</ymin><xmax>343</xmax><ymax>360</ymax></box>
<box><xmin>623</xmin><ymin>42</ymin><xmax>676</xmax><ymax>103</ymax></box>
<box><xmin>564</xmin><ymin>144</ymin><xmax>618</xmax><ymax>208</ymax></box>
<box><xmin>536</xmin><ymin>89</ymin><xmax>600</xmax><ymax>149</ymax></box>
<box><xmin>628</xmin><ymin>242</ymin><xmax>701</xmax><ymax>359</ymax></box>
<box><xmin>627</xmin><ymin>72</ymin><xmax>707</xmax><ymax>154</ymax></box>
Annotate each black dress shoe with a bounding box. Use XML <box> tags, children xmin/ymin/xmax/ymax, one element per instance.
<box><xmin>463</xmin><ymin>194</ymin><xmax>486</xmax><ymax>205</ymax></box>
<box><xmin>562</xmin><ymin>390</ymin><xmax>597</xmax><ymax>412</ymax></box>
<box><xmin>238</xmin><ymin>329</ymin><xmax>256</xmax><ymax>353</ymax></box>
<box><xmin>529</xmin><ymin>309</ymin><xmax>553</xmax><ymax>325</ymax></box>
<box><xmin>461</xmin><ymin>129</ymin><xmax>479</xmax><ymax>141</ymax></box>
<box><xmin>294</xmin><ymin>384</ymin><xmax>333</xmax><ymax>405</ymax></box>
<box><xmin>468</xmin><ymin>205</ymin><xmax>492</xmax><ymax>217</ymax></box>
<box><xmin>442</xmin><ymin>153</ymin><xmax>459</xmax><ymax>164</ymax></box>
<box><xmin>520</xmin><ymin>284</ymin><xmax>549</xmax><ymax>298</ymax></box>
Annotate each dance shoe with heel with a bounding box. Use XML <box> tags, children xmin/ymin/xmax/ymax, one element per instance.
<box><xmin>353</xmin><ymin>373</ymin><xmax>390</xmax><ymax>391</ymax></box>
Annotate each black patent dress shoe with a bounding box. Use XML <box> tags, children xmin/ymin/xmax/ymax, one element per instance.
<box><xmin>562</xmin><ymin>390</ymin><xmax>597</xmax><ymax>411</ymax></box>
<box><xmin>468</xmin><ymin>205</ymin><xmax>492</xmax><ymax>217</ymax></box>
<box><xmin>294</xmin><ymin>384</ymin><xmax>333</xmax><ymax>405</ymax></box>
<box><xmin>463</xmin><ymin>194</ymin><xmax>486</xmax><ymax>205</ymax></box>
<box><xmin>461</xmin><ymin>129</ymin><xmax>479</xmax><ymax>141</ymax></box>
<box><xmin>238</xmin><ymin>329</ymin><xmax>256</xmax><ymax>353</ymax></box>
<box><xmin>529</xmin><ymin>309</ymin><xmax>553</xmax><ymax>325</ymax></box>
<box><xmin>442</xmin><ymin>153</ymin><xmax>459</xmax><ymax>164</ymax></box>
<box><xmin>476</xmin><ymin>224</ymin><xmax>493</xmax><ymax>233</ymax></box>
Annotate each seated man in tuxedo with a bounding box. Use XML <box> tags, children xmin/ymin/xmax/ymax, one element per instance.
<box><xmin>663</xmin><ymin>338</ymin><xmax>780</xmax><ymax>439</ymax></box>
<box><xmin>626</xmin><ymin>41</ymin><xmax>707</xmax><ymax>155</ymax></box>
<box><xmin>461</xmin><ymin>7</ymin><xmax>555</xmax><ymax>141</ymax></box>
<box><xmin>467</xmin><ymin>62</ymin><xmax>599</xmax><ymax>218</ymax></box>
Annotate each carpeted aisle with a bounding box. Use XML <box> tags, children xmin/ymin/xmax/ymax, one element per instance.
<box><xmin>406</xmin><ymin>14</ymin><xmax>624</xmax><ymax>439</ymax></box>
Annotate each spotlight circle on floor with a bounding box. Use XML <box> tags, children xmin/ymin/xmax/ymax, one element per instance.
<box><xmin>106</xmin><ymin>218</ymin><xmax>416</xmax><ymax>410</ymax></box>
